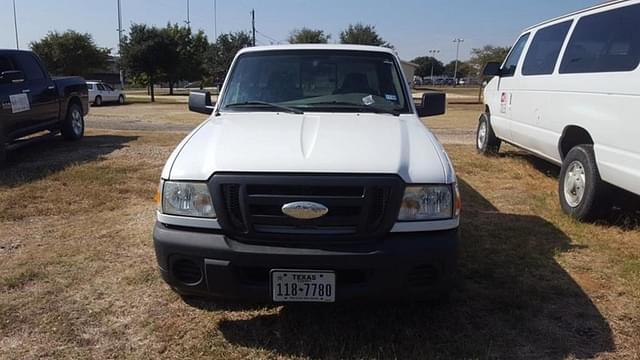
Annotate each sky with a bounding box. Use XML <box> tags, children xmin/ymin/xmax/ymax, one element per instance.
<box><xmin>1</xmin><ymin>0</ymin><xmax>601</xmax><ymax>63</ymax></box>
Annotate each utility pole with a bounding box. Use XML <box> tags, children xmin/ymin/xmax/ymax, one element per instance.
<box><xmin>428</xmin><ymin>49</ymin><xmax>440</xmax><ymax>82</ymax></box>
<box><xmin>186</xmin><ymin>0</ymin><xmax>191</xmax><ymax>28</ymax></box>
<box><xmin>251</xmin><ymin>9</ymin><xmax>256</xmax><ymax>46</ymax></box>
<box><xmin>213</xmin><ymin>0</ymin><xmax>217</xmax><ymax>40</ymax></box>
<box><xmin>453</xmin><ymin>38</ymin><xmax>464</xmax><ymax>86</ymax></box>
<box><xmin>12</xmin><ymin>0</ymin><xmax>19</xmax><ymax>50</ymax></box>
<box><xmin>117</xmin><ymin>0</ymin><xmax>124</xmax><ymax>89</ymax></box>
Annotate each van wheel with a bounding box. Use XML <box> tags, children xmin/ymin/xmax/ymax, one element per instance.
<box><xmin>559</xmin><ymin>145</ymin><xmax>611</xmax><ymax>221</ymax></box>
<box><xmin>118</xmin><ymin>95</ymin><xmax>125</xmax><ymax>105</ymax></box>
<box><xmin>476</xmin><ymin>113</ymin><xmax>501</xmax><ymax>155</ymax></box>
<box><xmin>61</xmin><ymin>103</ymin><xmax>85</xmax><ymax>141</ymax></box>
<box><xmin>94</xmin><ymin>96</ymin><xmax>102</xmax><ymax>106</ymax></box>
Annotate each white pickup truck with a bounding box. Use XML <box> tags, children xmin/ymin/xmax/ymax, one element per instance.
<box><xmin>153</xmin><ymin>44</ymin><xmax>459</xmax><ymax>303</ymax></box>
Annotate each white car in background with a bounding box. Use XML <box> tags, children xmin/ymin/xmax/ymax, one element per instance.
<box><xmin>87</xmin><ymin>81</ymin><xmax>125</xmax><ymax>106</ymax></box>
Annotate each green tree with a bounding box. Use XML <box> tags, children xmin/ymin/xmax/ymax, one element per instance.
<box><xmin>339</xmin><ymin>23</ymin><xmax>392</xmax><ymax>48</ymax></box>
<box><xmin>30</xmin><ymin>30</ymin><xmax>110</xmax><ymax>77</ymax></box>
<box><xmin>161</xmin><ymin>24</ymin><xmax>210</xmax><ymax>95</ymax></box>
<box><xmin>288</xmin><ymin>28</ymin><xmax>330</xmax><ymax>44</ymax></box>
<box><xmin>444</xmin><ymin>60</ymin><xmax>472</xmax><ymax>79</ymax></box>
<box><xmin>206</xmin><ymin>31</ymin><xmax>253</xmax><ymax>87</ymax></box>
<box><xmin>467</xmin><ymin>45</ymin><xmax>511</xmax><ymax>77</ymax></box>
<box><xmin>121</xmin><ymin>24</ymin><xmax>174</xmax><ymax>102</ymax></box>
<box><xmin>411</xmin><ymin>56</ymin><xmax>445</xmax><ymax>78</ymax></box>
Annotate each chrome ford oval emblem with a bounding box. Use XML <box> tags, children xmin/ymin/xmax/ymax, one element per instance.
<box><xmin>281</xmin><ymin>201</ymin><xmax>328</xmax><ymax>220</ymax></box>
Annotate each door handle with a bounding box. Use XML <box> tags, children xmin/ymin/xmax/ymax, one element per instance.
<box><xmin>22</xmin><ymin>89</ymin><xmax>31</xmax><ymax>93</ymax></box>
<box><xmin>47</xmin><ymin>85</ymin><xmax>55</xmax><ymax>90</ymax></box>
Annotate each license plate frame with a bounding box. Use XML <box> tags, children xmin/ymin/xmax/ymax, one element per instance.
<box><xmin>270</xmin><ymin>269</ymin><xmax>336</xmax><ymax>303</ymax></box>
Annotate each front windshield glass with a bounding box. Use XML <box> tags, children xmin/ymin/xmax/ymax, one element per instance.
<box><xmin>219</xmin><ymin>50</ymin><xmax>411</xmax><ymax>114</ymax></box>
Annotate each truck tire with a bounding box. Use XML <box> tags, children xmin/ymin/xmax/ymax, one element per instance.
<box><xmin>476</xmin><ymin>113</ymin><xmax>501</xmax><ymax>155</ymax></box>
<box><xmin>118</xmin><ymin>95</ymin><xmax>125</xmax><ymax>105</ymax></box>
<box><xmin>559</xmin><ymin>145</ymin><xmax>611</xmax><ymax>221</ymax></box>
<box><xmin>61</xmin><ymin>103</ymin><xmax>85</xmax><ymax>141</ymax></box>
<box><xmin>94</xmin><ymin>95</ymin><xmax>102</xmax><ymax>106</ymax></box>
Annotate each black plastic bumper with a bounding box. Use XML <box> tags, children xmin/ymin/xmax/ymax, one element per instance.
<box><xmin>153</xmin><ymin>222</ymin><xmax>458</xmax><ymax>302</ymax></box>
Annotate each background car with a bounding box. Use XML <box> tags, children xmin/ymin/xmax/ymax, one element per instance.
<box><xmin>87</xmin><ymin>81</ymin><xmax>125</xmax><ymax>106</ymax></box>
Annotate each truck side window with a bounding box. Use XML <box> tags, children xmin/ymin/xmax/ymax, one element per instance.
<box><xmin>97</xmin><ymin>84</ymin><xmax>105</xmax><ymax>91</ymax></box>
<box><xmin>14</xmin><ymin>53</ymin><xmax>45</xmax><ymax>81</ymax></box>
<box><xmin>560</xmin><ymin>3</ymin><xmax>640</xmax><ymax>74</ymax></box>
<box><xmin>501</xmin><ymin>33</ymin><xmax>530</xmax><ymax>77</ymax></box>
<box><xmin>0</xmin><ymin>56</ymin><xmax>14</xmax><ymax>73</ymax></box>
<box><xmin>522</xmin><ymin>21</ymin><xmax>572</xmax><ymax>75</ymax></box>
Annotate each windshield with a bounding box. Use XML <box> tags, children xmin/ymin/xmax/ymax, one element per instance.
<box><xmin>219</xmin><ymin>50</ymin><xmax>411</xmax><ymax>114</ymax></box>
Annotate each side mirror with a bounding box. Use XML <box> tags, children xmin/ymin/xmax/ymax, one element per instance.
<box><xmin>482</xmin><ymin>62</ymin><xmax>502</xmax><ymax>77</ymax></box>
<box><xmin>416</xmin><ymin>92</ymin><xmax>446</xmax><ymax>117</ymax></box>
<box><xmin>188</xmin><ymin>90</ymin><xmax>215</xmax><ymax>115</ymax></box>
<box><xmin>0</xmin><ymin>70</ymin><xmax>25</xmax><ymax>84</ymax></box>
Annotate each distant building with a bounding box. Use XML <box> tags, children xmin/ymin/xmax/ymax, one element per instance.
<box><xmin>400</xmin><ymin>60</ymin><xmax>419</xmax><ymax>86</ymax></box>
<box><xmin>88</xmin><ymin>56</ymin><xmax>123</xmax><ymax>88</ymax></box>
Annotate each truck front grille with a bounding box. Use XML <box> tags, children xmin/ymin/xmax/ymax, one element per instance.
<box><xmin>211</xmin><ymin>174</ymin><xmax>404</xmax><ymax>245</ymax></box>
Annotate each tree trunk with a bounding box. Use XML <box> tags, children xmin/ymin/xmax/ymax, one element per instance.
<box><xmin>169</xmin><ymin>81</ymin><xmax>174</xmax><ymax>96</ymax></box>
<box><xmin>150</xmin><ymin>78</ymin><xmax>155</xmax><ymax>103</ymax></box>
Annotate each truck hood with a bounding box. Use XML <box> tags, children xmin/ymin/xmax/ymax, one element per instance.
<box><xmin>164</xmin><ymin>112</ymin><xmax>453</xmax><ymax>184</ymax></box>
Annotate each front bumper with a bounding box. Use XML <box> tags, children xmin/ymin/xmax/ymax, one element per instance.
<box><xmin>153</xmin><ymin>222</ymin><xmax>458</xmax><ymax>302</ymax></box>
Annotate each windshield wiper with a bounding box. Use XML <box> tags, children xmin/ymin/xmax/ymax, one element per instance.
<box><xmin>225</xmin><ymin>101</ymin><xmax>303</xmax><ymax>114</ymax></box>
<box><xmin>304</xmin><ymin>101</ymin><xmax>400</xmax><ymax>116</ymax></box>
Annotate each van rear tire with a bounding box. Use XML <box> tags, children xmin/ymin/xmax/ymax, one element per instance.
<box><xmin>559</xmin><ymin>145</ymin><xmax>612</xmax><ymax>221</ymax></box>
<box><xmin>476</xmin><ymin>113</ymin><xmax>501</xmax><ymax>155</ymax></box>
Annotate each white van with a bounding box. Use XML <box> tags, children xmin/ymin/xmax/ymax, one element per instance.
<box><xmin>479</xmin><ymin>0</ymin><xmax>640</xmax><ymax>221</ymax></box>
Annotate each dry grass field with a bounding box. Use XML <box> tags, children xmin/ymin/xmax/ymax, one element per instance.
<box><xmin>0</xmin><ymin>102</ymin><xmax>639</xmax><ymax>359</ymax></box>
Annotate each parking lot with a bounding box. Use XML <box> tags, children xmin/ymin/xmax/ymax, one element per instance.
<box><xmin>1</xmin><ymin>101</ymin><xmax>639</xmax><ymax>359</ymax></box>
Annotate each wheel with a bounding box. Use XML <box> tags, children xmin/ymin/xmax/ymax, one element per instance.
<box><xmin>118</xmin><ymin>95</ymin><xmax>125</xmax><ymax>105</ymax></box>
<box><xmin>559</xmin><ymin>145</ymin><xmax>612</xmax><ymax>221</ymax></box>
<box><xmin>61</xmin><ymin>103</ymin><xmax>84</xmax><ymax>141</ymax></box>
<box><xmin>94</xmin><ymin>95</ymin><xmax>102</xmax><ymax>106</ymax></box>
<box><xmin>476</xmin><ymin>113</ymin><xmax>501</xmax><ymax>155</ymax></box>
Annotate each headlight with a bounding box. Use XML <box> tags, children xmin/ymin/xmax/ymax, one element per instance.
<box><xmin>162</xmin><ymin>181</ymin><xmax>216</xmax><ymax>218</ymax></box>
<box><xmin>398</xmin><ymin>185</ymin><xmax>453</xmax><ymax>221</ymax></box>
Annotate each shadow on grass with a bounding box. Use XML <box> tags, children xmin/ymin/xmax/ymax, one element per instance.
<box><xmin>1</xmin><ymin>134</ymin><xmax>137</xmax><ymax>186</ymax></box>
<box><xmin>502</xmin><ymin>149</ymin><xmax>640</xmax><ymax>229</ymax></box>
<box><xmin>212</xmin><ymin>179</ymin><xmax>614</xmax><ymax>359</ymax></box>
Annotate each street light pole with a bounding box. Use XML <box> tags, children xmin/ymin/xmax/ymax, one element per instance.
<box><xmin>453</xmin><ymin>38</ymin><xmax>464</xmax><ymax>86</ymax></box>
<box><xmin>213</xmin><ymin>0</ymin><xmax>217</xmax><ymax>40</ymax></box>
<box><xmin>12</xmin><ymin>0</ymin><xmax>19</xmax><ymax>50</ymax></box>
<box><xmin>186</xmin><ymin>0</ymin><xmax>191</xmax><ymax>28</ymax></box>
<box><xmin>117</xmin><ymin>0</ymin><xmax>124</xmax><ymax>89</ymax></box>
<box><xmin>428</xmin><ymin>49</ymin><xmax>440</xmax><ymax>82</ymax></box>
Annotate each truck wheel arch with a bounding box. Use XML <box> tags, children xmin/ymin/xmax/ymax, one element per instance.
<box><xmin>66</xmin><ymin>96</ymin><xmax>83</xmax><ymax>117</ymax></box>
<box><xmin>558</xmin><ymin>126</ymin><xmax>594</xmax><ymax>161</ymax></box>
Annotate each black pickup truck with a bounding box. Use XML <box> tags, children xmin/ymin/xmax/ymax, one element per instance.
<box><xmin>0</xmin><ymin>49</ymin><xmax>89</xmax><ymax>165</ymax></box>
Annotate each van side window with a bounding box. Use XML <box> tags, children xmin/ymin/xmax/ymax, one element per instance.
<box><xmin>501</xmin><ymin>33</ymin><xmax>530</xmax><ymax>77</ymax></box>
<box><xmin>560</xmin><ymin>3</ymin><xmax>640</xmax><ymax>74</ymax></box>
<box><xmin>522</xmin><ymin>21</ymin><xmax>572</xmax><ymax>75</ymax></box>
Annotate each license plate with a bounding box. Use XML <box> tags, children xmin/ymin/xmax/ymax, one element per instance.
<box><xmin>271</xmin><ymin>270</ymin><xmax>335</xmax><ymax>303</ymax></box>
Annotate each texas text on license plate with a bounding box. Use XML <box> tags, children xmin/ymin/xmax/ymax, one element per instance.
<box><xmin>271</xmin><ymin>270</ymin><xmax>335</xmax><ymax>303</ymax></box>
